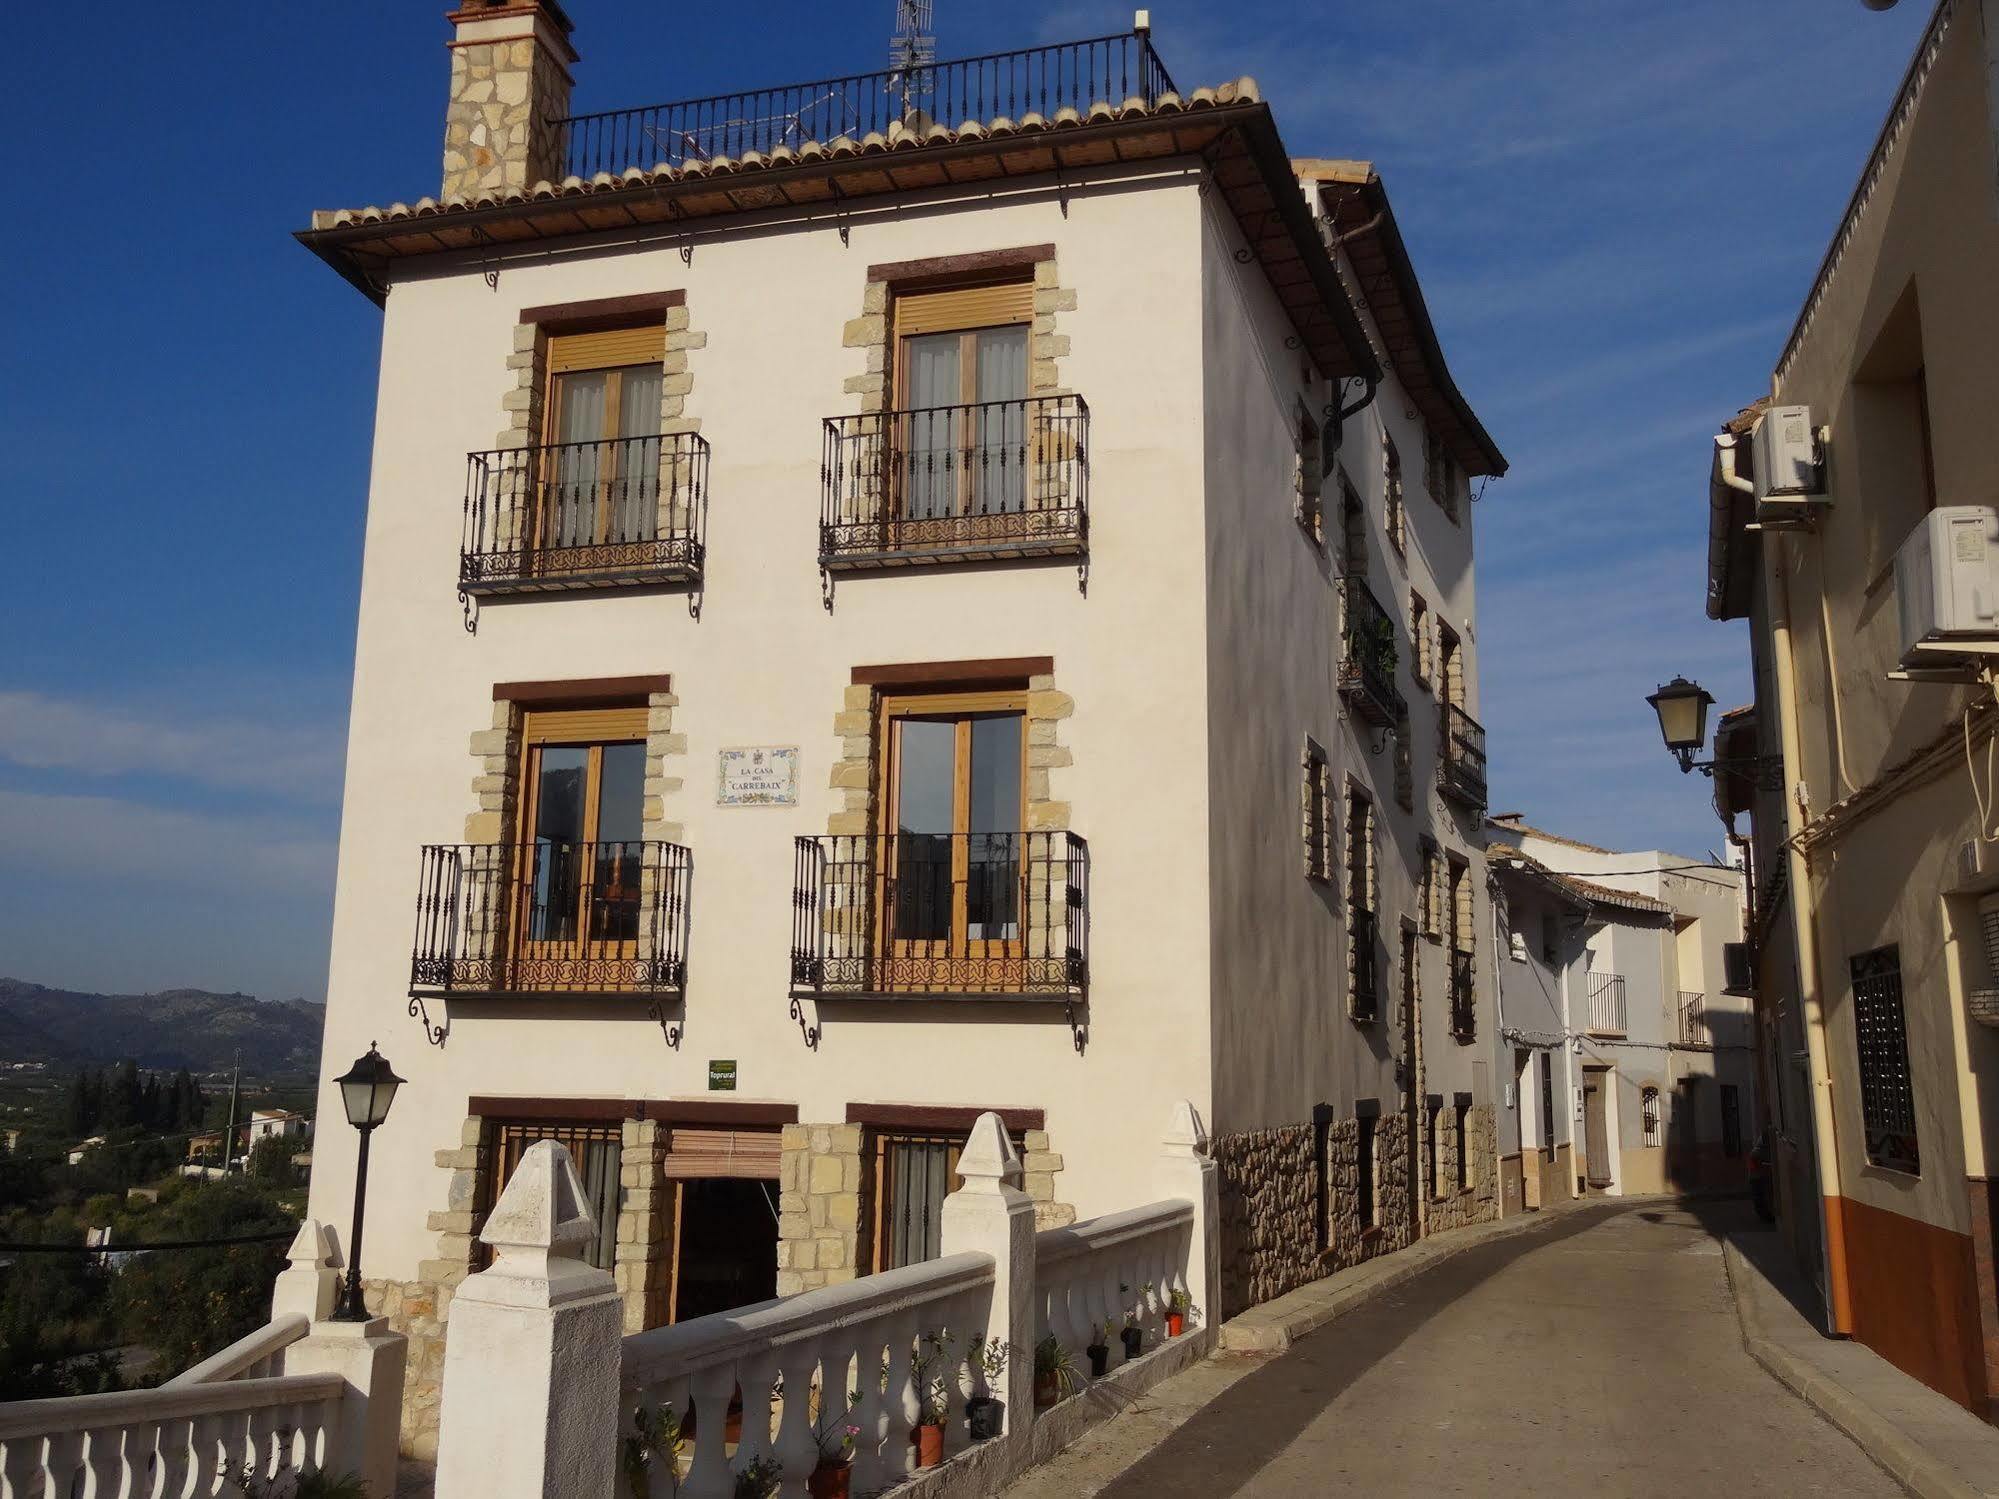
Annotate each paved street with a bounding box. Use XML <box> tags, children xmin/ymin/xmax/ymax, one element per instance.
<box><xmin>1022</xmin><ymin>1202</ymin><xmax>1902</xmax><ymax>1498</ymax></box>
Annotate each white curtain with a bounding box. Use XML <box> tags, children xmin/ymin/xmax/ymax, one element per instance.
<box><xmin>549</xmin><ymin>372</ymin><xmax>609</xmax><ymax>548</ymax></box>
<box><xmin>973</xmin><ymin>328</ymin><xmax>1028</xmax><ymax>514</ymax></box>
<box><xmin>902</xmin><ymin>333</ymin><xmax>961</xmax><ymax>520</ymax></box>
<box><xmin>614</xmin><ymin>365</ymin><xmax>664</xmax><ymax>541</ymax></box>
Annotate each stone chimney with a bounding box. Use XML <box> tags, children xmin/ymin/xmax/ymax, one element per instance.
<box><xmin>443</xmin><ymin>1</ymin><xmax>578</xmax><ymax>200</ymax></box>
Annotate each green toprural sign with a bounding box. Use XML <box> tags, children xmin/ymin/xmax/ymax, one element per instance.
<box><xmin>707</xmin><ymin>1059</ymin><xmax>737</xmax><ymax>1092</ymax></box>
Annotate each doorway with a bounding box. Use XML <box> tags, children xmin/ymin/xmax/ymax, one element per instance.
<box><xmin>670</xmin><ymin>1178</ymin><xmax>779</xmax><ymax>1323</ymax></box>
<box><xmin>1517</xmin><ymin>1047</ymin><xmax>1542</xmax><ymax>1210</ymax></box>
<box><xmin>1583</xmin><ymin>1068</ymin><xmax>1613</xmax><ymax>1190</ymax></box>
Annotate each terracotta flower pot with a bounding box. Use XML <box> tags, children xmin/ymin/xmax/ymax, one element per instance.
<box><xmin>808</xmin><ymin>1462</ymin><xmax>852</xmax><ymax>1499</ymax></box>
<box><xmin>914</xmin><ymin>1422</ymin><xmax>945</xmax><ymax>1469</ymax></box>
<box><xmin>1165</xmin><ymin>1311</ymin><xmax>1185</xmax><ymax>1338</ymax></box>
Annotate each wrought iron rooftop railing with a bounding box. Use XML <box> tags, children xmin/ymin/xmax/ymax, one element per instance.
<box><xmin>1587</xmin><ymin>971</ymin><xmax>1628</xmax><ymax>1036</ymax></box>
<box><xmin>820</xmin><ymin>395</ymin><xmax>1088</xmax><ymax>569</ymax></box>
<box><xmin>1339</xmin><ymin>575</ymin><xmax>1400</xmax><ymax>728</ymax></box>
<box><xmin>790</xmin><ymin>830</ymin><xmax>1088</xmax><ymax>997</ymax></box>
<box><xmin>1437</xmin><ymin>703</ymin><xmax>1488</xmax><ymax>811</ymax></box>
<box><xmin>410</xmin><ymin>840</ymin><xmax>691</xmax><ymax>998</ymax></box>
<box><xmin>553</xmin><ymin>31</ymin><xmax>1178</xmax><ymax>179</ymax></box>
<box><xmin>461</xmin><ymin>434</ymin><xmax>708</xmax><ymax>595</ymax></box>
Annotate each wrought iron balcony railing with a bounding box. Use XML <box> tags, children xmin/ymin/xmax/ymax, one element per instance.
<box><xmin>1678</xmin><ymin>990</ymin><xmax>1712</xmax><ymax>1047</ymax></box>
<box><xmin>1437</xmin><ymin>703</ymin><xmax>1488</xmax><ymax>810</ymax></box>
<box><xmin>1350</xmin><ymin>905</ymin><xmax>1379</xmax><ymax>1021</ymax></box>
<box><xmin>461</xmin><ymin>435</ymin><xmax>708</xmax><ymax>595</ymax></box>
<box><xmin>1587</xmin><ymin>971</ymin><xmax>1628</xmax><ymax>1036</ymax></box>
<box><xmin>790</xmin><ymin>831</ymin><xmax>1088</xmax><ymax>997</ymax></box>
<box><xmin>820</xmin><ymin>395</ymin><xmax>1088</xmax><ymax>569</ymax></box>
<box><xmin>1450</xmin><ymin>949</ymin><xmax>1476</xmax><ymax>1040</ymax></box>
<box><xmin>1339</xmin><ymin>575</ymin><xmax>1401</xmax><ymax>728</ymax></box>
<box><xmin>410</xmin><ymin>841</ymin><xmax>691</xmax><ymax>997</ymax></box>
<box><xmin>553</xmin><ymin>32</ymin><xmax>1177</xmax><ymax>179</ymax></box>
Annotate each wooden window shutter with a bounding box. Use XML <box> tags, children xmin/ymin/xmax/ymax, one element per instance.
<box><xmin>661</xmin><ymin>1128</ymin><xmax>782</xmax><ymax>1180</ymax></box>
<box><xmin>520</xmin><ymin>706</ymin><xmax>650</xmax><ymax>745</ymax></box>
<box><xmin>892</xmin><ymin>281</ymin><xmax>1034</xmax><ymax>338</ymax></box>
<box><xmin>547</xmin><ymin>326</ymin><xmax>668</xmax><ymax>374</ymax></box>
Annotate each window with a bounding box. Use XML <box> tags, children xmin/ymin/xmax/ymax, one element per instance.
<box><xmin>1540</xmin><ymin>912</ymin><xmax>1560</xmax><ymax>965</ymax></box>
<box><xmin>1448</xmin><ymin>856</ymin><xmax>1473</xmax><ymax>955</ymax></box>
<box><xmin>540</xmin><ymin>328</ymin><xmax>668</xmax><ymax>558</ymax></box>
<box><xmin>514</xmin><ymin>707</ymin><xmax>650</xmax><ymax>976</ymax></box>
<box><xmin>1347</xmin><ymin>788</ymin><xmax>1378</xmax><ymax>1019</ymax></box>
<box><xmin>1409</xmin><ymin>593</ymin><xmax>1431</xmax><ymax>686</ymax></box>
<box><xmin>1641</xmin><ymin>1087</ymin><xmax>1661</xmax><ymax>1148</ymax></box>
<box><xmin>480</xmin><ymin>1118</ymin><xmax>623</xmax><ymax>1271</ymax></box>
<box><xmin>890</xmin><ymin>280</ymin><xmax>1032</xmax><ymax>524</ymax></box>
<box><xmin>1340</xmin><ymin>475</ymin><xmax>1366</xmax><ymax>578</ymax></box>
<box><xmin>1437</xmin><ymin>620</ymin><xmax>1464</xmax><ymax>711</ymax></box>
<box><xmin>1509</xmin><ymin>927</ymin><xmax>1528</xmax><ymax>963</ymax></box>
<box><xmin>1424</xmin><ymin>427</ymin><xmax>1463</xmax><ymax>524</ymax></box>
<box><xmin>1295</xmin><ymin>401</ymin><xmax>1324</xmax><ymax>540</ymax></box>
<box><xmin>1393</xmin><ymin>704</ymin><xmax>1414</xmax><ymax>811</ymax></box>
<box><xmin>1850</xmin><ymin>945</ymin><xmax>1919</xmax><ymax>1173</ymax></box>
<box><xmin>1356</xmin><ymin>1108</ymin><xmax>1379</xmax><ymax>1230</ymax></box>
<box><xmin>878</xmin><ymin>692</ymin><xmax>1026</xmax><ymax>958</ymax></box>
<box><xmin>1419</xmin><ymin>840</ymin><xmax>1443</xmax><ymax>940</ymax></box>
<box><xmin>1538</xmin><ymin>1052</ymin><xmax>1556</xmax><ymax>1157</ymax></box>
<box><xmin>1302</xmin><ymin>739</ymin><xmax>1334</xmax><ymax>882</ymax></box>
<box><xmin>1426</xmin><ymin>1097</ymin><xmax>1443</xmax><ymax>1199</ymax></box>
<box><xmin>1383</xmin><ymin>432</ymin><xmax>1406</xmax><ymax>552</ymax></box>
<box><xmin>1454</xmin><ymin>1098</ymin><xmax>1471</xmax><ymax>1191</ymax></box>
<box><xmin>871</xmin><ymin>1131</ymin><xmax>964</xmax><ymax>1271</ymax></box>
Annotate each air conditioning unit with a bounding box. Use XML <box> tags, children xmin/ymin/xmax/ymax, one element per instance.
<box><xmin>1752</xmin><ymin>405</ymin><xmax>1823</xmax><ymax>499</ymax></box>
<box><xmin>1894</xmin><ymin>506</ymin><xmax>1999</xmax><ymax>671</ymax></box>
<box><xmin>1722</xmin><ymin>941</ymin><xmax>1754</xmax><ymax>997</ymax></box>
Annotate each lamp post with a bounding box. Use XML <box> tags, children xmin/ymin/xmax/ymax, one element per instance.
<box><xmin>333</xmin><ymin>1043</ymin><xmax>404</xmax><ymax>1322</ymax></box>
<box><xmin>1645</xmin><ymin>676</ymin><xmax>1782</xmax><ymax>782</ymax></box>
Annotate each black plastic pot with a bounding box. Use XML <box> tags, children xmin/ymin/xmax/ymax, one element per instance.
<box><xmin>1086</xmin><ymin>1344</ymin><xmax>1109</xmax><ymax>1378</ymax></box>
<box><xmin>966</xmin><ymin>1396</ymin><xmax>1005</xmax><ymax>1441</ymax></box>
<box><xmin>1119</xmin><ymin>1326</ymin><xmax>1143</xmax><ymax>1359</ymax></box>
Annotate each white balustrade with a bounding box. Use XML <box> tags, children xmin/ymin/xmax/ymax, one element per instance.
<box><xmin>1035</xmin><ymin>1199</ymin><xmax>1196</xmax><ymax>1373</ymax></box>
<box><xmin>620</xmin><ymin>1252</ymin><xmax>995</xmax><ymax>1498</ymax></box>
<box><xmin>0</xmin><ymin>1371</ymin><xmax>344</xmax><ymax>1499</ymax></box>
<box><xmin>161</xmin><ymin>1312</ymin><xmax>311</xmax><ymax>1389</ymax></box>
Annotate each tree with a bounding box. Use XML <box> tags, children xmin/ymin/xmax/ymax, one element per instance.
<box><xmin>65</xmin><ymin>1070</ymin><xmax>92</xmax><ymax>1136</ymax></box>
<box><xmin>112</xmin><ymin>1181</ymin><xmax>293</xmax><ymax>1370</ymax></box>
<box><xmin>102</xmin><ymin>1061</ymin><xmax>143</xmax><ymax>1133</ymax></box>
<box><xmin>246</xmin><ymin>1134</ymin><xmax>299</xmax><ymax>1185</ymax></box>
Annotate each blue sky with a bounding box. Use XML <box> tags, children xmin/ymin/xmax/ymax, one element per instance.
<box><xmin>0</xmin><ymin>1</ymin><xmax>1931</xmax><ymax>1001</ymax></box>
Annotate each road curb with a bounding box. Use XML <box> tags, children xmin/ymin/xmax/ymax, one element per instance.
<box><xmin>1219</xmin><ymin>1200</ymin><xmax>1611</xmax><ymax>1354</ymax></box>
<box><xmin>1722</xmin><ymin>1238</ymin><xmax>1988</xmax><ymax>1499</ymax></box>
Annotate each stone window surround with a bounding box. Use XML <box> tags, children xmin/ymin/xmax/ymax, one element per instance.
<box><xmin>843</xmin><ymin>243</ymin><xmax>1076</xmax><ymax>413</ymax></box>
<box><xmin>498</xmin><ymin>289</ymin><xmax>706</xmax><ymax>459</ymax></box>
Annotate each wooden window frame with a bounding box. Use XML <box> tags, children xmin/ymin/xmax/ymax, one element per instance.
<box><xmin>868</xmin><ymin>1128</ymin><xmax>966</xmax><ymax>1274</ymax></box>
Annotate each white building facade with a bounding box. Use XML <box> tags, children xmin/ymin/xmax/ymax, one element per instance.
<box><xmin>298</xmin><ymin>2</ymin><xmax>1505</xmax><ymax>1458</ymax></box>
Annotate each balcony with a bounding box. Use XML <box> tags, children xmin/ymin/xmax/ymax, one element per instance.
<box><xmin>1587</xmin><ymin>971</ymin><xmax>1627</xmax><ymax>1036</ymax></box>
<box><xmin>1449</xmin><ymin>949</ymin><xmax>1476</xmax><ymax>1040</ymax></box>
<box><xmin>553</xmin><ymin>33</ymin><xmax>1176</xmax><ymax>179</ymax></box>
<box><xmin>790</xmin><ymin>831</ymin><xmax>1088</xmax><ymax>998</ymax></box>
<box><xmin>1350</xmin><ymin>905</ymin><xmax>1380</xmax><ymax>1021</ymax></box>
<box><xmin>1678</xmin><ymin>990</ymin><xmax>1712</xmax><ymax>1047</ymax></box>
<box><xmin>820</xmin><ymin>396</ymin><xmax>1088</xmax><ymax>570</ymax></box>
<box><xmin>1339</xmin><ymin>576</ymin><xmax>1401</xmax><ymax>727</ymax></box>
<box><xmin>1437</xmin><ymin>703</ymin><xmax>1488</xmax><ymax>811</ymax></box>
<box><xmin>460</xmin><ymin>435</ymin><xmax>708</xmax><ymax>596</ymax></box>
<box><xmin>410</xmin><ymin>841</ymin><xmax>691</xmax><ymax>998</ymax></box>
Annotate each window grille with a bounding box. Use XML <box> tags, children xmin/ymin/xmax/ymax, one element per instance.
<box><xmin>1641</xmin><ymin>1087</ymin><xmax>1661</xmax><ymax>1148</ymax></box>
<box><xmin>1850</xmin><ymin>946</ymin><xmax>1919</xmax><ymax>1174</ymax></box>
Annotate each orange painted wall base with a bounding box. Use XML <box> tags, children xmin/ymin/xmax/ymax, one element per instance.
<box><xmin>1837</xmin><ymin>1192</ymin><xmax>1990</xmax><ymax>1416</ymax></box>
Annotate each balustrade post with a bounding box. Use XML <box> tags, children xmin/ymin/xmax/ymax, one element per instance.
<box><xmin>270</xmin><ymin>1219</ymin><xmax>340</xmax><ymax>1324</ymax></box>
<box><xmin>434</xmin><ymin>1141</ymin><xmax>622</xmax><ymax>1499</ymax></box>
<box><xmin>1156</xmin><ymin>1101</ymin><xmax>1218</xmax><ymax>1345</ymax></box>
<box><xmin>939</xmin><ymin>1113</ymin><xmax>1035</xmax><ymax>1465</ymax></box>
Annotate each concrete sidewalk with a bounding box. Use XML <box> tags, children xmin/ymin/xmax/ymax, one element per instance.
<box><xmin>1724</xmin><ymin>1231</ymin><xmax>1999</xmax><ymax>1499</ymax></box>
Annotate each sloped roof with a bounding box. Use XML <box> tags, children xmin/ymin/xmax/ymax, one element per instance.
<box><xmin>1488</xmin><ymin>845</ymin><xmax>1675</xmax><ymax>919</ymax></box>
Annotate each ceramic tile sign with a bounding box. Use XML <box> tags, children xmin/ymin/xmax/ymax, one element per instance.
<box><xmin>717</xmin><ymin>745</ymin><xmax>799</xmax><ymax>807</ymax></box>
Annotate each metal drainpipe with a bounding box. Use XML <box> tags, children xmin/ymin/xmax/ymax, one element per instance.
<box><xmin>1770</xmin><ymin>548</ymin><xmax>1855</xmax><ymax>1336</ymax></box>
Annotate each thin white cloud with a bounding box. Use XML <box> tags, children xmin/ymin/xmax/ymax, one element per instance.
<box><xmin>0</xmin><ymin>788</ymin><xmax>335</xmax><ymax>895</ymax></box>
<box><xmin>0</xmin><ymin>690</ymin><xmax>345</xmax><ymax>803</ymax></box>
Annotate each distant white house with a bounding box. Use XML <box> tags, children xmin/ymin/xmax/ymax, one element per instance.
<box><xmin>67</xmin><ymin>1136</ymin><xmax>105</xmax><ymax>1166</ymax></box>
<box><xmin>248</xmin><ymin>1111</ymin><xmax>312</xmax><ymax>1144</ymax></box>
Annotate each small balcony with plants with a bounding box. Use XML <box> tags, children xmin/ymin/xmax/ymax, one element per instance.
<box><xmin>1339</xmin><ymin>575</ymin><xmax>1401</xmax><ymax>728</ymax></box>
<box><xmin>790</xmin><ymin>830</ymin><xmax>1088</xmax><ymax>999</ymax></box>
<box><xmin>459</xmin><ymin>434</ymin><xmax>709</xmax><ymax>596</ymax></box>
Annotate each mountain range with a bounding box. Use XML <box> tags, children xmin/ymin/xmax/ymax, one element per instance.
<box><xmin>0</xmin><ymin>978</ymin><xmax>326</xmax><ymax>1076</ymax></box>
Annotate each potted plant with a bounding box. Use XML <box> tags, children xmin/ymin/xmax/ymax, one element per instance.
<box><xmin>965</xmin><ymin>1336</ymin><xmax>1016</xmax><ymax>1441</ymax></box>
<box><xmin>909</xmin><ymin>1330</ymin><xmax>951</xmax><ymax>1468</ymax></box>
<box><xmin>1164</xmin><ymin>1288</ymin><xmax>1199</xmax><ymax>1339</ymax></box>
<box><xmin>808</xmin><ymin>1411</ymin><xmax>861</xmax><ymax>1499</ymax></box>
<box><xmin>733</xmin><ymin>1457</ymin><xmax>780</xmax><ymax>1499</ymax></box>
<box><xmin>1119</xmin><ymin>1308</ymin><xmax>1144</xmax><ymax>1361</ymax></box>
<box><xmin>1032</xmin><ymin>1334</ymin><xmax>1078</xmax><ymax>1408</ymax></box>
<box><xmin>623</xmin><ymin>1400</ymin><xmax>685</xmax><ymax>1499</ymax></box>
<box><xmin>1084</xmin><ymin>1322</ymin><xmax>1110</xmax><ymax>1379</ymax></box>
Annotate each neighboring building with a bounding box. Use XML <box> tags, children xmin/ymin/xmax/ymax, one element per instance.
<box><xmin>66</xmin><ymin>1136</ymin><xmax>104</xmax><ymax>1166</ymax></box>
<box><xmin>186</xmin><ymin>1131</ymin><xmax>224</xmax><ymax>1161</ymax></box>
<box><xmin>1700</xmin><ymin>0</ymin><xmax>1999</xmax><ymax>1420</ymax></box>
<box><xmin>298</xmin><ymin>3</ymin><xmax>1503</xmax><ymax>1458</ymax></box>
<box><xmin>249</xmin><ymin>1110</ymin><xmax>312</xmax><ymax>1144</ymax></box>
<box><xmin>1487</xmin><ymin>819</ymin><xmax>1755</xmax><ymax>1206</ymax></box>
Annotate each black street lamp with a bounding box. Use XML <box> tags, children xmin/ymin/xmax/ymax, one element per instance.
<box><xmin>332</xmin><ymin>1043</ymin><xmax>404</xmax><ymax>1322</ymax></box>
<box><xmin>1645</xmin><ymin>676</ymin><xmax>1783</xmax><ymax>782</ymax></box>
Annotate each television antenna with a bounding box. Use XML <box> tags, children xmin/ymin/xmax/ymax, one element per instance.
<box><xmin>889</xmin><ymin>0</ymin><xmax>937</xmax><ymax>76</ymax></box>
